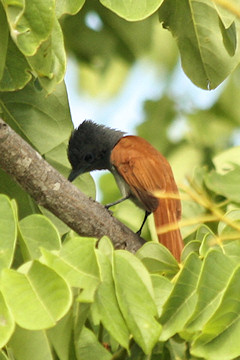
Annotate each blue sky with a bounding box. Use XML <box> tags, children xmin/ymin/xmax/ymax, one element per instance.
<box><xmin>65</xmin><ymin>57</ymin><xmax>225</xmax><ymax>135</ymax></box>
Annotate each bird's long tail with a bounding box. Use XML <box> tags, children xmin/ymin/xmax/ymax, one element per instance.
<box><xmin>153</xmin><ymin>197</ymin><xmax>184</xmax><ymax>262</ymax></box>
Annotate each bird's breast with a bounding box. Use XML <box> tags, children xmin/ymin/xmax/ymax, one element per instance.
<box><xmin>111</xmin><ymin>165</ymin><xmax>131</xmax><ymax>198</ymax></box>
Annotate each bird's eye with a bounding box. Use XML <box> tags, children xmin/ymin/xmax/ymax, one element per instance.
<box><xmin>84</xmin><ymin>153</ymin><xmax>94</xmax><ymax>163</ymax></box>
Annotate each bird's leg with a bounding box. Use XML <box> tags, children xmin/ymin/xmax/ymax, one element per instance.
<box><xmin>136</xmin><ymin>211</ymin><xmax>151</xmax><ymax>236</ymax></box>
<box><xmin>105</xmin><ymin>195</ymin><xmax>130</xmax><ymax>209</ymax></box>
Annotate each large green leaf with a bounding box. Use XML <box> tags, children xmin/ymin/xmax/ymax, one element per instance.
<box><xmin>159</xmin><ymin>0</ymin><xmax>240</xmax><ymax>89</ymax></box>
<box><xmin>160</xmin><ymin>252</ymin><xmax>202</xmax><ymax>340</ymax></box>
<box><xmin>113</xmin><ymin>250</ymin><xmax>162</xmax><ymax>354</ymax></box>
<box><xmin>75</xmin><ymin>326</ymin><xmax>112</xmax><ymax>360</ymax></box>
<box><xmin>0</xmin><ymin>3</ymin><xmax>8</xmax><ymax>81</ymax></box>
<box><xmin>137</xmin><ymin>242</ymin><xmax>179</xmax><ymax>276</ymax></box>
<box><xmin>212</xmin><ymin>146</ymin><xmax>240</xmax><ymax>173</ymax></box>
<box><xmin>2</xmin><ymin>0</ymin><xmax>55</xmax><ymax>56</ymax></box>
<box><xmin>185</xmin><ymin>250</ymin><xmax>236</xmax><ymax>335</ymax></box>
<box><xmin>47</xmin><ymin>312</ymin><xmax>73</xmax><ymax>360</ymax></box>
<box><xmin>19</xmin><ymin>214</ymin><xmax>61</xmax><ymax>260</ymax></box>
<box><xmin>204</xmin><ymin>166</ymin><xmax>240</xmax><ymax>203</ymax></box>
<box><xmin>0</xmin><ymin>194</ymin><xmax>17</xmax><ymax>272</ymax></box>
<box><xmin>192</xmin><ymin>265</ymin><xmax>240</xmax><ymax>360</ymax></box>
<box><xmin>1</xmin><ymin>261</ymin><xmax>72</xmax><ymax>330</ymax></box>
<box><xmin>0</xmin><ymin>291</ymin><xmax>15</xmax><ymax>349</ymax></box>
<box><xmin>9</xmin><ymin>326</ymin><xmax>53</xmax><ymax>360</ymax></box>
<box><xmin>0</xmin><ymin>37</ymin><xmax>31</xmax><ymax>91</ymax></box>
<box><xmin>214</xmin><ymin>0</ymin><xmax>236</xmax><ymax>28</ymax></box>
<box><xmin>95</xmin><ymin>251</ymin><xmax>130</xmax><ymax>349</ymax></box>
<box><xmin>0</xmin><ymin>170</ymin><xmax>39</xmax><ymax>219</ymax></box>
<box><xmin>56</xmin><ymin>0</ymin><xmax>85</xmax><ymax>18</ymax></box>
<box><xmin>0</xmin><ymin>81</ymin><xmax>72</xmax><ymax>154</ymax></box>
<box><xmin>100</xmin><ymin>0</ymin><xmax>163</xmax><ymax>21</ymax></box>
<box><xmin>27</xmin><ymin>18</ymin><xmax>66</xmax><ymax>93</ymax></box>
<box><xmin>151</xmin><ymin>274</ymin><xmax>173</xmax><ymax>317</ymax></box>
<box><xmin>41</xmin><ymin>237</ymin><xmax>100</xmax><ymax>302</ymax></box>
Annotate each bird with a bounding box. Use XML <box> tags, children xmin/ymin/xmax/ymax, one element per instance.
<box><xmin>67</xmin><ymin>120</ymin><xmax>184</xmax><ymax>261</ymax></box>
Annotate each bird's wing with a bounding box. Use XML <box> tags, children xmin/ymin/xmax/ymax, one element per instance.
<box><xmin>111</xmin><ymin>135</ymin><xmax>181</xmax><ymax>217</ymax></box>
<box><xmin>111</xmin><ymin>135</ymin><xmax>183</xmax><ymax>261</ymax></box>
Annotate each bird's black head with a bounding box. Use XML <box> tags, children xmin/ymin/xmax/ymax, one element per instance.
<box><xmin>67</xmin><ymin>120</ymin><xmax>125</xmax><ymax>181</ymax></box>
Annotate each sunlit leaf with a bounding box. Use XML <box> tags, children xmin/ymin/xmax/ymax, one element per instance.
<box><xmin>75</xmin><ymin>326</ymin><xmax>112</xmax><ymax>360</ymax></box>
<box><xmin>0</xmin><ymin>81</ymin><xmax>72</xmax><ymax>154</ymax></box>
<box><xmin>0</xmin><ymin>37</ymin><xmax>31</xmax><ymax>91</ymax></box>
<box><xmin>47</xmin><ymin>312</ymin><xmax>73</xmax><ymax>360</ymax></box>
<box><xmin>137</xmin><ymin>242</ymin><xmax>179</xmax><ymax>276</ymax></box>
<box><xmin>3</xmin><ymin>0</ymin><xmax>55</xmax><ymax>56</ymax></box>
<box><xmin>192</xmin><ymin>265</ymin><xmax>240</xmax><ymax>360</ymax></box>
<box><xmin>0</xmin><ymin>194</ymin><xmax>17</xmax><ymax>272</ymax></box>
<box><xmin>159</xmin><ymin>0</ymin><xmax>240</xmax><ymax>89</ymax></box>
<box><xmin>151</xmin><ymin>274</ymin><xmax>173</xmax><ymax>317</ymax></box>
<box><xmin>9</xmin><ymin>326</ymin><xmax>53</xmax><ymax>360</ymax></box>
<box><xmin>41</xmin><ymin>237</ymin><xmax>100</xmax><ymax>302</ymax></box>
<box><xmin>185</xmin><ymin>250</ymin><xmax>236</xmax><ymax>335</ymax></box>
<box><xmin>1</xmin><ymin>261</ymin><xmax>72</xmax><ymax>330</ymax></box>
<box><xmin>113</xmin><ymin>250</ymin><xmax>161</xmax><ymax>354</ymax></box>
<box><xmin>27</xmin><ymin>18</ymin><xmax>66</xmax><ymax>93</ymax></box>
<box><xmin>0</xmin><ymin>3</ymin><xmax>8</xmax><ymax>80</ymax></box>
<box><xmin>95</xmin><ymin>251</ymin><xmax>130</xmax><ymax>349</ymax></box>
<box><xmin>204</xmin><ymin>166</ymin><xmax>240</xmax><ymax>202</ymax></box>
<box><xmin>160</xmin><ymin>252</ymin><xmax>202</xmax><ymax>340</ymax></box>
<box><xmin>100</xmin><ymin>0</ymin><xmax>163</xmax><ymax>21</ymax></box>
<box><xmin>0</xmin><ymin>291</ymin><xmax>15</xmax><ymax>349</ymax></box>
<box><xmin>19</xmin><ymin>214</ymin><xmax>61</xmax><ymax>260</ymax></box>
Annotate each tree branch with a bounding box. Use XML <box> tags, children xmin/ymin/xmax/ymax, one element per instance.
<box><xmin>0</xmin><ymin>119</ymin><xmax>144</xmax><ymax>252</ymax></box>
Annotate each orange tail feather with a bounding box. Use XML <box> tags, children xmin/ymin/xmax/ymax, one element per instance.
<box><xmin>153</xmin><ymin>199</ymin><xmax>184</xmax><ymax>262</ymax></box>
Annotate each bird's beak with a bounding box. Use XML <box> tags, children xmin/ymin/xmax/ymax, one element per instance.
<box><xmin>68</xmin><ymin>169</ymin><xmax>82</xmax><ymax>182</ymax></box>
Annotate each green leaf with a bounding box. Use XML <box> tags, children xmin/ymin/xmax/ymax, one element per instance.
<box><xmin>100</xmin><ymin>0</ymin><xmax>163</xmax><ymax>21</ymax></box>
<box><xmin>3</xmin><ymin>0</ymin><xmax>55</xmax><ymax>56</ymax></box>
<box><xmin>218</xmin><ymin>209</ymin><xmax>240</xmax><ymax>235</ymax></box>
<box><xmin>137</xmin><ymin>242</ymin><xmax>179</xmax><ymax>276</ymax></box>
<box><xmin>159</xmin><ymin>0</ymin><xmax>240</xmax><ymax>89</ymax></box>
<box><xmin>0</xmin><ymin>291</ymin><xmax>15</xmax><ymax>349</ymax></box>
<box><xmin>204</xmin><ymin>166</ymin><xmax>240</xmax><ymax>202</ymax></box>
<box><xmin>9</xmin><ymin>326</ymin><xmax>53</xmax><ymax>360</ymax></box>
<box><xmin>0</xmin><ymin>194</ymin><xmax>17</xmax><ymax>272</ymax></box>
<box><xmin>0</xmin><ymin>81</ymin><xmax>72</xmax><ymax>154</ymax></box>
<box><xmin>151</xmin><ymin>274</ymin><xmax>173</xmax><ymax>317</ymax></box>
<box><xmin>97</xmin><ymin>236</ymin><xmax>114</xmax><ymax>257</ymax></box>
<box><xmin>185</xmin><ymin>250</ymin><xmax>236</xmax><ymax>334</ymax></box>
<box><xmin>19</xmin><ymin>214</ymin><xmax>61</xmax><ymax>260</ymax></box>
<box><xmin>192</xmin><ymin>265</ymin><xmax>240</xmax><ymax>360</ymax></box>
<box><xmin>0</xmin><ymin>37</ymin><xmax>31</xmax><ymax>91</ymax></box>
<box><xmin>55</xmin><ymin>0</ymin><xmax>85</xmax><ymax>18</ymax></box>
<box><xmin>41</xmin><ymin>237</ymin><xmax>100</xmax><ymax>302</ymax></box>
<box><xmin>160</xmin><ymin>252</ymin><xmax>202</xmax><ymax>341</ymax></box>
<box><xmin>47</xmin><ymin>312</ymin><xmax>73</xmax><ymax>360</ymax></box>
<box><xmin>1</xmin><ymin>261</ymin><xmax>72</xmax><ymax>330</ymax></box>
<box><xmin>75</xmin><ymin>326</ymin><xmax>112</xmax><ymax>360</ymax></box>
<box><xmin>27</xmin><ymin>18</ymin><xmax>66</xmax><ymax>93</ymax></box>
<box><xmin>0</xmin><ymin>2</ymin><xmax>9</xmax><ymax>81</ymax></box>
<box><xmin>212</xmin><ymin>146</ymin><xmax>240</xmax><ymax>173</ymax></box>
<box><xmin>95</xmin><ymin>251</ymin><xmax>130</xmax><ymax>349</ymax></box>
<box><xmin>181</xmin><ymin>240</ymin><xmax>201</xmax><ymax>261</ymax></box>
<box><xmin>0</xmin><ymin>169</ymin><xmax>39</xmax><ymax>219</ymax></box>
<box><xmin>214</xmin><ymin>0</ymin><xmax>236</xmax><ymax>28</ymax></box>
<box><xmin>113</xmin><ymin>250</ymin><xmax>161</xmax><ymax>354</ymax></box>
